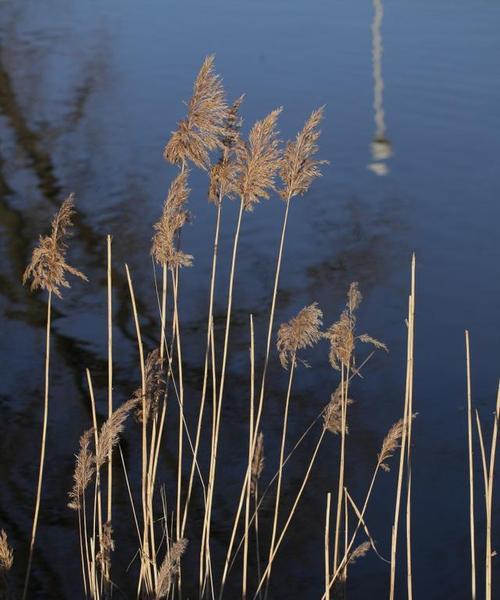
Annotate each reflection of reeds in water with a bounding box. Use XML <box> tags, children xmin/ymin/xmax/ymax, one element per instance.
<box><xmin>368</xmin><ymin>0</ymin><xmax>392</xmax><ymax>176</ymax></box>
<box><xmin>2</xmin><ymin>56</ymin><xmax>497</xmax><ymax>600</ymax></box>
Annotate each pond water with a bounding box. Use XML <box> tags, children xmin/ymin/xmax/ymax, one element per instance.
<box><xmin>0</xmin><ymin>1</ymin><xmax>499</xmax><ymax>598</ymax></box>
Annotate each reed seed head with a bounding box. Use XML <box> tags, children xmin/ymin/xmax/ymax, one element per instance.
<box><xmin>164</xmin><ymin>55</ymin><xmax>227</xmax><ymax>170</ymax></box>
<box><xmin>95</xmin><ymin>398</ymin><xmax>138</xmax><ymax>468</ymax></box>
<box><xmin>323</xmin><ymin>385</ymin><xmax>353</xmax><ymax>435</ymax></box>
<box><xmin>324</xmin><ymin>283</ymin><xmax>361</xmax><ymax>370</ymax></box>
<box><xmin>68</xmin><ymin>427</ymin><xmax>95</xmax><ymax>511</ymax></box>
<box><xmin>0</xmin><ymin>530</ymin><xmax>13</xmax><ymax>574</ymax></box>
<box><xmin>151</xmin><ymin>170</ymin><xmax>193</xmax><ymax>270</ymax></box>
<box><xmin>23</xmin><ymin>194</ymin><xmax>87</xmax><ymax>298</ymax></box>
<box><xmin>348</xmin><ymin>541</ymin><xmax>370</xmax><ymax>566</ymax></box>
<box><xmin>134</xmin><ymin>349</ymin><xmax>166</xmax><ymax>424</ymax></box>
<box><xmin>277</xmin><ymin>302</ymin><xmax>323</xmax><ymax>369</ymax></box>
<box><xmin>156</xmin><ymin>538</ymin><xmax>188</xmax><ymax>599</ymax></box>
<box><xmin>251</xmin><ymin>432</ymin><xmax>265</xmax><ymax>495</ymax></box>
<box><xmin>280</xmin><ymin>106</ymin><xmax>327</xmax><ymax>200</ymax></box>
<box><xmin>324</xmin><ymin>282</ymin><xmax>385</xmax><ymax>371</ymax></box>
<box><xmin>378</xmin><ymin>418</ymin><xmax>405</xmax><ymax>472</ymax></box>
<box><xmin>234</xmin><ymin>108</ymin><xmax>282</xmax><ymax>211</ymax></box>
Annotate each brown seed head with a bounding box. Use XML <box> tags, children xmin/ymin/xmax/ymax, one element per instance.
<box><xmin>251</xmin><ymin>432</ymin><xmax>265</xmax><ymax>495</ymax></box>
<box><xmin>234</xmin><ymin>108</ymin><xmax>282</xmax><ymax>211</ymax></box>
<box><xmin>277</xmin><ymin>302</ymin><xmax>323</xmax><ymax>369</ymax></box>
<box><xmin>323</xmin><ymin>385</ymin><xmax>353</xmax><ymax>435</ymax></box>
<box><xmin>378</xmin><ymin>418</ymin><xmax>406</xmax><ymax>472</ymax></box>
<box><xmin>151</xmin><ymin>170</ymin><xmax>193</xmax><ymax>270</ymax></box>
<box><xmin>68</xmin><ymin>427</ymin><xmax>95</xmax><ymax>511</ymax></box>
<box><xmin>208</xmin><ymin>95</ymin><xmax>245</xmax><ymax>205</ymax></box>
<box><xmin>156</xmin><ymin>538</ymin><xmax>188</xmax><ymax>599</ymax></box>
<box><xmin>324</xmin><ymin>282</ymin><xmax>366</xmax><ymax>370</ymax></box>
<box><xmin>164</xmin><ymin>55</ymin><xmax>227</xmax><ymax>169</ymax></box>
<box><xmin>0</xmin><ymin>530</ymin><xmax>13</xmax><ymax>574</ymax></box>
<box><xmin>95</xmin><ymin>398</ymin><xmax>138</xmax><ymax>468</ymax></box>
<box><xmin>23</xmin><ymin>194</ymin><xmax>87</xmax><ymax>298</ymax></box>
<box><xmin>134</xmin><ymin>349</ymin><xmax>166</xmax><ymax>424</ymax></box>
<box><xmin>348</xmin><ymin>541</ymin><xmax>370</xmax><ymax>566</ymax></box>
<box><xmin>280</xmin><ymin>106</ymin><xmax>327</xmax><ymax>200</ymax></box>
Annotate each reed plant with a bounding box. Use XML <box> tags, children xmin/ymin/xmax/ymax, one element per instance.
<box><xmin>21</xmin><ymin>195</ymin><xmax>87</xmax><ymax>599</ymax></box>
<box><xmin>1</xmin><ymin>56</ymin><xmax>497</xmax><ymax>600</ymax></box>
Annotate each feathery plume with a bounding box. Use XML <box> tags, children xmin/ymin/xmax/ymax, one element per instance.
<box><xmin>277</xmin><ymin>302</ymin><xmax>323</xmax><ymax>369</ymax></box>
<box><xmin>164</xmin><ymin>55</ymin><xmax>227</xmax><ymax>169</ymax></box>
<box><xmin>221</xmin><ymin>94</ymin><xmax>245</xmax><ymax>150</ymax></box>
<box><xmin>251</xmin><ymin>432</ymin><xmax>265</xmax><ymax>495</ymax></box>
<box><xmin>348</xmin><ymin>541</ymin><xmax>370</xmax><ymax>566</ymax></box>
<box><xmin>208</xmin><ymin>95</ymin><xmax>245</xmax><ymax>204</ymax></box>
<box><xmin>155</xmin><ymin>538</ymin><xmax>188</xmax><ymax>599</ymax></box>
<box><xmin>0</xmin><ymin>530</ymin><xmax>13</xmax><ymax>574</ymax></box>
<box><xmin>68</xmin><ymin>427</ymin><xmax>95</xmax><ymax>511</ymax></box>
<box><xmin>280</xmin><ymin>106</ymin><xmax>326</xmax><ymax>200</ymax></box>
<box><xmin>95</xmin><ymin>398</ymin><xmax>138</xmax><ymax>468</ymax></box>
<box><xmin>378</xmin><ymin>418</ymin><xmax>406</xmax><ymax>472</ymax></box>
<box><xmin>151</xmin><ymin>170</ymin><xmax>193</xmax><ymax>269</ymax></box>
<box><xmin>323</xmin><ymin>385</ymin><xmax>353</xmax><ymax>435</ymax></box>
<box><xmin>234</xmin><ymin>108</ymin><xmax>282</xmax><ymax>211</ymax></box>
<box><xmin>23</xmin><ymin>194</ymin><xmax>87</xmax><ymax>298</ymax></box>
<box><xmin>324</xmin><ymin>282</ymin><xmax>386</xmax><ymax>371</ymax></box>
<box><xmin>134</xmin><ymin>349</ymin><xmax>166</xmax><ymax>423</ymax></box>
<box><xmin>0</xmin><ymin>529</ymin><xmax>13</xmax><ymax>599</ymax></box>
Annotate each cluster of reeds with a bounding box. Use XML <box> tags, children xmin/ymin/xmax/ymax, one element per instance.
<box><xmin>1</xmin><ymin>55</ymin><xmax>497</xmax><ymax>600</ymax></box>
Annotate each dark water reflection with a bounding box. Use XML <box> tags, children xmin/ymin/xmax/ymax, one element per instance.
<box><xmin>1</xmin><ymin>0</ymin><xmax>499</xmax><ymax>598</ymax></box>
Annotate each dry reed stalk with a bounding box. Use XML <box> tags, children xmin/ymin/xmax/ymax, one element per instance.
<box><xmin>151</xmin><ymin>160</ymin><xmax>192</xmax><ymax>564</ymax></box>
<box><xmin>86</xmin><ymin>369</ymin><xmax>104</xmax><ymax>595</ymax></box>
<box><xmin>253</xmin><ymin>426</ymin><xmax>327</xmax><ymax>599</ymax></box>
<box><xmin>253</xmin><ymin>433</ymin><xmax>264</xmax><ymax>600</ymax></box>
<box><xmin>125</xmin><ymin>264</ymin><xmax>153</xmax><ymax>595</ymax></box>
<box><xmin>405</xmin><ymin>253</ymin><xmax>416</xmax><ymax>600</ymax></box>
<box><xmin>343</xmin><ymin>491</ymin><xmax>349</xmax><ymax>585</ymax></box>
<box><xmin>170</xmin><ymin>269</ymin><xmax>186</xmax><ymax>544</ymax></box>
<box><xmin>215</xmin><ymin>335</ymin><xmax>380</xmax><ymax>597</ymax></box>
<box><xmin>205</xmin><ymin>108</ymin><xmax>283</xmax><ymax>596</ymax></box>
<box><xmin>221</xmin><ymin>109</ymin><xmax>325</xmax><ymax>595</ymax></box>
<box><xmin>345</xmin><ymin>489</ymin><xmax>388</xmax><ymax>563</ymax></box>
<box><xmin>265</xmin><ymin>305</ymin><xmax>323</xmax><ymax>595</ymax></box>
<box><xmin>322</xmin><ymin>418</ymin><xmax>406</xmax><ymax>598</ymax></box>
<box><xmin>182</xmin><ymin>96</ymin><xmax>244</xmax><ymax>539</ymax></box>
<box><xmin>389</xmin><ymin>256</ymin><xmax>416</xmax><ymax>600</ymax></box>
<box><xmin>180</xmin><ymin>200</ymin><xmax>221</xmax><ymax>539</ymax></box>
<box><xmin>22</xmin><ymin>195</ymin><xmax>86</xmax><ymax>600</ymax></box>
<box><xmin>324</xmin><ymin>493</ymin><xmax>332</xmax><ymax>600</ymax></box>
<box><xmin>484</xmin><ymin>384</ymin><xmax>500</xmax><ymax>600</ymax></box>
<box><xmin>243</xmin><ymin>315</ymin><xmax>256</xmax><ymax>600</ymax></box>
<box><xmin>107</xmin><ymin>235</ymin><xmax>113</xmax><ymax>528</ymax></box>
<box><xmin>68</xmin><ymin>427</ymin><xmax>95</xmax><ymax>596</ymax></box>
<box><xmin>323</xmin><ymin>282</ymin><xmax>385</xmax><ymax>577</ymax></box>
<box><xmin>465</xmin><ymin>331</ymin><xmax>476</xmax><ymax>600</ymax></box>
<box><xmin>333</xmin><ymin>366</ymin><xmax>348</xmax><ymax>578</ymax></box>
<box><xmin>118</xmin><ymin>445</ymin><xmax>143</xmax><ymax>550</ymax></box>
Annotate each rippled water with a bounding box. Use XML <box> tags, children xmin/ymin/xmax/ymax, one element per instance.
<box><xmin>0</xmin><ymin>1</ymin><xmax>499</xmax><ymax>598</ymax></box>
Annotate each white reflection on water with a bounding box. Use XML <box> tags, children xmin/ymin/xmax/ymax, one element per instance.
<box><xmin>368</xmin><ymin>0</ymin><xmax>392</xmax><ymax>176</ymax></box>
